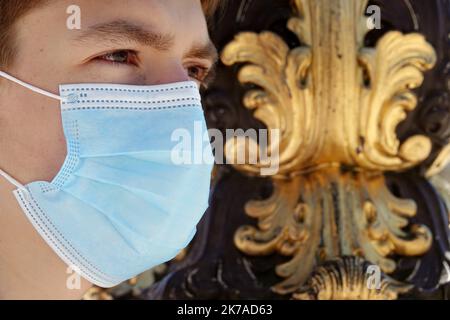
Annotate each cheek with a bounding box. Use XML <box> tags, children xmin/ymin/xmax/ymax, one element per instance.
<box><xmin>0</xmin><ymin>89</ymin><xmax>67</xmax><ymax>183</ymax></box>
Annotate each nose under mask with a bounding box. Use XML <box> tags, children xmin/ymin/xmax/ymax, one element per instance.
<box><xmin>0</xmin><ymin>71</ymin><xmax>214</xmax><ymax>287</ymax></box>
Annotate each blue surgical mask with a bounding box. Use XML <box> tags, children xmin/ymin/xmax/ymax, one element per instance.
<box><xmin>0</xmin><ymin>71</ymin><xmax>214</xmax><ymax>287</ymax></box>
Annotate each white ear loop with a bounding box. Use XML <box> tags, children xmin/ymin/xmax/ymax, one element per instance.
<box><xmin>0</xmin><ymin>70</ymin><xmax>61</xmax><ymax>194</ymax></box>
<box><xmin>0</xmin><ymin>168</ymin><xmax>28</xmax><ymax>193</ymax></box>
<box><xmin>0</xmin><ymin>70</ymin><xmax>63</xmax><ymax>102</ymax></box>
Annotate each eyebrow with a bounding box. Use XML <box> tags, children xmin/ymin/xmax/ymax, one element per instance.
<box><xmin>75</xmin><ymin>19</ymin><xmax>218</xmax><ymax>64</ymax></box>
<box><xmin>76</xmin><ymin>19</ymin><xmax>175</xmax><ymax>51</ymax></box>
<box><xmin>185</xmin><ymin>41</ymin><xmax>218</xmax><ymax>65</ymax></box>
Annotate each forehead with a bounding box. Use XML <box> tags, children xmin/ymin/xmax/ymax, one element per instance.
<box><xmin>21</xmin><ymin>0</ymin><xmax>210</xmax><ymax>49</ymax></box>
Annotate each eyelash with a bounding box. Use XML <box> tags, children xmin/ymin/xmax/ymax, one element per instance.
<box><xmin>95</xmin><ymin>50</ymin><xmax>212</xmax><ymax>84</ymax></box>
<box><xmin>95</xmin><ymin>50</ymin><xmax>139</xmax><ymax>67</ymax></box>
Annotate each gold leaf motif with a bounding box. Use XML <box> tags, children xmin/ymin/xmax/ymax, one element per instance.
<box><xmin>233</xmin><ymin>169</ymin><xmax>431</xmax><ymax>294</ymax></box>
<box><xmin>357</xmin><ymin>32</ymin><xmax>436</xmax><ymax>170</ymax></box>
<box><xmin>222</xmin><ymin>0</ymin><xmax>437</xmax><ymax>299</ymax></box>
<box><xmin>222</xmin><ymin>30</ymin><xmax>314</xmax><ymax>175</ymax></box>
<box><xmin>293</xmin><ymin>257</ymin><xmax>412</xmax><ymax>300</ymax></box>
<box><xmin>223</xmin><ymin>3</ymin><xmax>436</xmax><ymax>173</ymax></box>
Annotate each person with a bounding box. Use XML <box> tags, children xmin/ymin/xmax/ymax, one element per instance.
<box><xmin>0</xmin><ymin>0</ymin><xmax>220</xmax><ymax>299</ymax></box>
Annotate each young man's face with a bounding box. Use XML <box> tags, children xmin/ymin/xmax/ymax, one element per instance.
<box><xmin>0</xmin><ymin>0</ymin><xmax>216</xmax><ymax>185</ymax></box>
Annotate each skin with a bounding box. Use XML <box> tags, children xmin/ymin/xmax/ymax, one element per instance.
<box><xmin>0</xmin><ymin>0</ymin><xmax>216</xmax><ymax>299</ymax></box>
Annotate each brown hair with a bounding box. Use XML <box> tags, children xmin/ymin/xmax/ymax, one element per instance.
<box><xmin>202</xmin><ymin>0</ymin><xmax>221</xmax><ymax>17</ymax></box>
<box><xmin>0</xmin><ymin>0</ymin><xmax>222</xmax><ymax>68</ymax></box>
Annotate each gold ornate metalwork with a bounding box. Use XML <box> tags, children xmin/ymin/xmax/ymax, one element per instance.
<box><xmin>232</xmin><ymin>168</ymin><xmax>432</xmax><ymax>295</ymax></box>
<box><xmin>221</xmin><ymin>0</ymin><xmax>437</xmax><ymax>299</ymax></box>
<box><xmin>293</xmin><ymin>257</ymin><xmax>412</xmax><ymax>300</ymax></box>
<box><xmin>222</xmin><ymin>0</ymin><xmax>435</xmax><ymax>175</ymax></box>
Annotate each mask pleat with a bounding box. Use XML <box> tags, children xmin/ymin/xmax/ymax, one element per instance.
<box><xmin>63</xmin><ymin>173</ymin><xmax>197</xmax><ymax>248</ymax></box>
<box><xmin>73</xmin><ymin>156</ymin><xmax>183</xmax><ymax>198</ymax></box>
<box><xmin>60</xmin><ymin>187</ymin><xmax>150</xmax><ymax>255</ymax></box>
<box><xmin>64</xmin><ymin>107</ymin><xmax>205</xmax><ymax>157</ymax></box>
<box><xmin>26</xmin><ymin>183</ymin><xmax>179</xmax><ymax>280</ymax></box>
<box><xmin>79</xmin><ymin>150</ymin><xmax>195</xmax><ymax>169</ymax></box>
<box><xmin>69</xmin><ymin>173</ymin><xmax>171</xmax><ymax>214</ymax></box>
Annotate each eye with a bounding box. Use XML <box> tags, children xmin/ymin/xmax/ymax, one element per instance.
<box><xmin>95</xmin><ymin>50</ymin><xmax>139</xmax><ymax>66</ymax></box>
<box><xmin>187</xmin><ymin>65</ymin><xmax>211</xmax><ymax>84</ymax></box>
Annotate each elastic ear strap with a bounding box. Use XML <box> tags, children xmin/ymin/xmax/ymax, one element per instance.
<box><xmin>0</xmin><ymin>71</ymin><xmax>63</xmax><ymax>101</ymax></box>
<box><xmin>0</xmin><ymin>168</ymin><xmax>27</xmax><ymax>192</ymax></box>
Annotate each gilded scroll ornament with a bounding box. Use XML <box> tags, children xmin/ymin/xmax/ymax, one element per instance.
<box><xmin>233</xmin><ymin>168</ymin><xmax>432</xmax><ymax>295</ymax></box>
<box><xmin>221</xmin><ymin>0</ymin><xmax>438</xmax><ymax>299</ymax></box>
<box><xmin>293</xmin><ymin>257</ymin><xmax>412</xmax><ymax>300</ymax></box>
